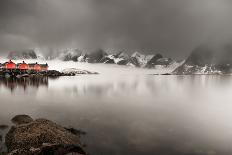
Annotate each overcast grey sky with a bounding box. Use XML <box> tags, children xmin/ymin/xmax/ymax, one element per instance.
<box><xmin>1</xmin><ymin>0</ymin><xmax>232</xmax><ymax>58</ymax></box>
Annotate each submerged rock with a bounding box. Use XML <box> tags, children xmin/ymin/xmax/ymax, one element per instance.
<box><xmin>0</xmin><ymin>125</ymin><xmax>8</xmax><ymax>130</ymax></box>
<box><xmin>5</xmin><ymin>117</ymin><xmax>86</xmax><ymax>155</ymax></box>
<box><xmin>65</xmin><ymin>127</ymin><xmax>87</xmax><ymax>136</ymax></box>
<box><xmin>11</xmin><ymin>115</ymin><xmax>33</xmax><ymax>125</ymax></box>
<box><xmin>0</xmin><ymin>135</ymin><xmax>7</xmax><ymax>155</ymax></box>
<box><xmin>161</xmin><ymin>73</ymin><xmax>172</xmax><ymax>75</ymax></box>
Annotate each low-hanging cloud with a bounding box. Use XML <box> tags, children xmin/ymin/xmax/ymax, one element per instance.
<box><xmin>1</xmin><ymin>0</ymin><xmax>232</xmax><ymax>58</ymax></box>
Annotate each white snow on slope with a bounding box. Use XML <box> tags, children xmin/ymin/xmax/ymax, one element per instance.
<box><xmin>104</xmin><ymin>55</ymin><xmax>124</xmax><ymax>64</ymax></box>
<box><xmin>131</xmin><ymin>52</ymin><xmax>154</xmax><ymax>67</ymax></box>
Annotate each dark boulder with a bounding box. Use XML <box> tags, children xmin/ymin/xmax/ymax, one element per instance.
<box><xmin>65</xmin><ymin>128</ymin><xmax>86</xmax><ymax>136</ymax></box>
<box><xmin>11</xmin><ymin>115</ymin><xmax>33</xmax><ymax>125</ymax></box>
<box><xmin>161</xmin><ymin>73</ymin><xmax>172</xmax><ymax>75</ymax></box>
<box><xmin>60</xmin><ymin>49</ymin><xmax>82</xmax><ymax>62</ymax></box>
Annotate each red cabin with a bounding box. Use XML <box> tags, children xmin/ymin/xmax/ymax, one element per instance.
<box><xmin>18</xmin><ymin>61</ymin><xmax>29</xmax><ymax>70</ymax></box>
<box><xmin>28</xmin><ymin>63</ymin><xmax>41</xmax><ymax>71</ymax></box>
<box><xmin>33</xmin><ymin>63</ymin><xmax>41</xmax><ymax>71</ymax></box>
<box><xmin>40</xmin><ymin>63</ymin><xmax>49</xmax><ymax>71</ymax></box>
<box><xmin>5</xmin><ymin>60</ymin><xmax>16</xmax><ymax>70</ymax></box>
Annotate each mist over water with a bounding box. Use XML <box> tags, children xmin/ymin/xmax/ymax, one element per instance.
<box><xmin>2</xmin><ymin>0</ymin><xmax>232</xmax><ymax>154</ymax></box>
<box><xmin>1</xmin><ymin>70</ymin><xmax>232</xmax><ymax>154</ymax></box>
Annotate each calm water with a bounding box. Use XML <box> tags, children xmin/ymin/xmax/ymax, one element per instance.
<box><xmin>1</xmin><ymin>74</ymin><xmax>232</xmax><ymax>155</ymax></box>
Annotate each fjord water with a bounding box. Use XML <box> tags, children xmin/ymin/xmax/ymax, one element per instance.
<box><xmin>1</xmin><ymin>72</ymin><xmax>232</xmax><ymax>154</ymax></box>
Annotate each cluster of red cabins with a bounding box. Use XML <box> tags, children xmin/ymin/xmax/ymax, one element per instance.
<box><xmin>0</xmin><ymin>60</ymin><xmax>48</xmax><ymax>72</ymax></box>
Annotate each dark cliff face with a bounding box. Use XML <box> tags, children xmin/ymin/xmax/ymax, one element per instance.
<box><xmin>8</xmin><ymin>50</ymin><xmax>37</xmax><ymax>60</ymax></box>
<box><xmin>185</xmin><ymin>45</ymin><xmax>214</xmax><ymax>66</ymax></box>
<box><xmin>86</xmin><ymin>49</ymin><xmax>107</xmax><ymax>63</ymax></box>
<box><xmin>185</xmin><ymin>44</ymin><xmax>232</xmax><ymax>66</ymax></box>
<box><xmin>62</xmin><ymin>49</ymin><xmax>82</xmax><ymax>62</ymax></box>
<box><xmin>128</xmin><ymin>57</ymin><xmax>140</xmax><ymax>67</ymax></box>
<box><xmin>100</xmin><ymin>57</ymin><xmax>115</xmax><ymax>64</ymax></box>
<box><xmin>116</xmin><ymin>52</ymin><xmax>130</xmax><ymax>65</ymax></box>
<box><xmin>145</xmin><ymin>54</ymin><xmax>163</xmax><ymax>68</ymax></box>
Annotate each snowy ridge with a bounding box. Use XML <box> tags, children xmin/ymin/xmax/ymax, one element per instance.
<box><xmin>5</xmin><ymin>48</ymin><xmax>182</xmax><ymax>72</ymax></box>
<box><xmin>129</xmin><ymin>52</ymin><xmax>154</xmax><ymax>67</ymax></box>
<box><xmin>173</xmin><ymin>64</ymin><xmax>223</xmax><ymax>75</ymax></box>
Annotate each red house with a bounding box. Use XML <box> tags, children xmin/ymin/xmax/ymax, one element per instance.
<box><xmin>5</xmin><ymin>60</ymin><xmax>16</xmax><ymax>70</ymax></box>
<box><xmin>40</xmin><ymin>63</ymin><xmax>49</xmax><ymax>71</ymax></box>
<box><xmin>18</xmin><ymin>61</ymin><xmax>29</xmax><ymax>70</ymax></box>
<box><xmin>33</xmin><ymin>62</ymin><xmax>41</xmax><ymax>71</ymax></box>
<box><xmin>28</xmin><ymin>63</ymin><xmax>41</xmax><ymax>71</ymax></box>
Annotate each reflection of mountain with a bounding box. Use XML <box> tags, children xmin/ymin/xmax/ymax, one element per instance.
<box><xmin>0</xmin><ymin>77</ymin><xmax>49</xmax><ymax>92</ymax></box>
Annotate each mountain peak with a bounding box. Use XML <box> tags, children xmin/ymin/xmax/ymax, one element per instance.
<box><xmin>173</xmin><ymin>43</ymin><xmax>232</xmax><ymax>74</ymax></box>
<box><xmin>131</xmin><ymin>51</ymin><xmax>143</xmax><ymax>58</ymax></box>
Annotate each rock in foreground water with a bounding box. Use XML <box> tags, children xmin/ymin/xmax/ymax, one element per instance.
<box><xmin>5</xmin><ymin>117</ymin><xmax>86</xmax><ymax>155</ymax></box>
<box><xmin>0</xmin><ymin>125</ymin><xmax>8</xmax><ymax>130</ymax></box>
<box><xmin>11</xmin><ymin>115</ymin><xmax>33</xmax><ymax>125</ymax></box>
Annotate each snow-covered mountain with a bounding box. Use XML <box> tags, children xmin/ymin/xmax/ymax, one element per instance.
<box><xmin>127</xmin><ymin>52</ymin><xmax>154</xmax><ymax>67</ymax></box>
<box><xmin>57</xmin><ymin>48</ymin><xmax>83</xmax><ymax>62</ymax></box>
<box><xmin>173</xmin><ymin>44</ymin><xmax>232</xmax><ymax>74</ymax></box>
<box><xmin>34</xmin><ymin>48</ymin><xmax>46</xmax><ymax>60</ymax></box>
<box><xmin>6</xmin><ymin>48</ymin><xmax>181</xmax><ymax>70</ymax></box>
<box><xmin>8</xmin><ymin>44</ymin><xmax>232</xmax><ymax>75</ymax></box>
<box><xmin>100</xmin><ymin>51</ymin><xmax>130</xmax><ymax>65</ymax></box>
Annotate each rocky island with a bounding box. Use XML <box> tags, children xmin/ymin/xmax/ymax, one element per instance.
<box><xmin>1</xmin><ymin>115</ymin><xmax>86</xmax><ymax>155</ymax></box>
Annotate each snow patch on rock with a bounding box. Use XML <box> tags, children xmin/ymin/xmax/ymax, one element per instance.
<box><xmin>61</xmin><ymin>68</ymin><xmax>99</xmax><ymax>75</ymax></box>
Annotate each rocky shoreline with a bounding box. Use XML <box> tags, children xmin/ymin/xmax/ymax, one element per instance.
<box><xmin>0</xmin><ymin>70</ymin><xmax>76</xmax><ymax>78</ymax></box>
<box><xmin>0</xmin><ymin>68</ymin><xmax>99</xmax><ymax>78</ymax></box>
<box><xmin>0</xmin><ymin>115</ymin><xmax>86</xmax><ymax>155</ymax></box>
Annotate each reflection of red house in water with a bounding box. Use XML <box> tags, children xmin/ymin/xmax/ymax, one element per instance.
<box><xmin>5</xmin><ymin>60</ymin><xmax>16</xmax><ymax>70</ymax></box>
